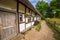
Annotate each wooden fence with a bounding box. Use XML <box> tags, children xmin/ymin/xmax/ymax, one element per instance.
<box><xmin>46</xmin><ymin>20</ymin><xmax>60</xmax><ymax>33</ymax></box>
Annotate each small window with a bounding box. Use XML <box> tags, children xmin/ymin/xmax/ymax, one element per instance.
<box><xmin>32</xmin><ymin>17</ymin><xmax>34</xmax><ymax>21</ymax></box>
<box><xmin>19</xmin><ymin>14</ymin><xmax>23</xmax><ymax>22</ymax></box>
<box><xmin>31</xmin><ymin>16</ymin><xmax>34</xmax><ymax>22</ymax></box>
<box><xmin>28</xmin><ymin>17</ymin><xmax>31</xmax><ymax>23</ymax></box>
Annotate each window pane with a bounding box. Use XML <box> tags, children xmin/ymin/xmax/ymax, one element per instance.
<box><xmin>28</xmin><ymin>17</ymin><xmax>31</xmax><ymax>23</ymax></box>
<box><xmin>19</xmin><ymin>14</ymin><xmax>23</xmax><ymax>22</ymax></box>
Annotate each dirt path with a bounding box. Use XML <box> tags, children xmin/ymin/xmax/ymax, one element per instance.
<box><xmin>21</xmin><ymin>20</ymin><xmax>55</xmax><ymax>40</ymax></box>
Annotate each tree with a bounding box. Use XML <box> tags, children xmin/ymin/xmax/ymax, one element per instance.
<box><xmin>36</xmin><ymin>1</ymin><xmax>47</xmax><ymax>15</ymax></box>
<box><xmin>36</xmin><ymin>0</ymin><xmax>60</xmax><ymax>18</ymax></box>
<box><xmin>36</xmin><ymin>1</ymin><xmax>53</xmax><ymax>18</ymax></box>
<box><xmin>45</xmin><ymin>7</ymin><xmax>54</xmax><ymax>18</ymax></box>
<box><xmin>50</xmin><ymin>0</ymin><xmax>60</xmax><ymax>18</ymax></box>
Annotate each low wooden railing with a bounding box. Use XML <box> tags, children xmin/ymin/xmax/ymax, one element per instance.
<box><xmin>46</xmin><ymin>20</ymin><xmax>60</xmax><ymax>33</ymax></box>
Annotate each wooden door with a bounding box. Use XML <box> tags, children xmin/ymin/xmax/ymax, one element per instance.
<box><xmin>0</xmin><ymin>11</ymin><xmax>17</xmax><ymax>40</ymax></box>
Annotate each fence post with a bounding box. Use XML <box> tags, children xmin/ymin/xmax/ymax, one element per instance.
<box><xmin>54</xmin><ymin>21</ymin><xmax>56</xmax><ymax>27</ymax></box>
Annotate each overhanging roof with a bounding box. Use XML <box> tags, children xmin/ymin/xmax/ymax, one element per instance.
<box><xmin>19</xmin><ymin>0</ymin><xmax>41</xmax><ymax>16</ymax></box>
<box><xmin>0</xmin><ymin>0</ymin><xmax>41</xmax><ymax>16</ymax></box>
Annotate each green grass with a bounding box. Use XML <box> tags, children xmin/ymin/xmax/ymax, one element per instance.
<box><xmin>57</xmin><ymin>25</ymin><xmax>60</xmax><ymax>31</ymax></box>
<box><xmin>46</xmin><ymin>18</ymin><xmax>60</xmax><ymax>31</ymax></box>
<box><xmin>47</xmin><ymin>23</ymin><xmax>60</xmax><ymax>40</ymax></box>
<box><xmin>46</xmin><ymin>19</ymin><xmax>60</xmax><ymax>40</ymax></box>
<box><xmin>46</xmin><ymin>18</ymin><xmax>60</xmax><ymax>24</ymax></box>
<box><xmin>36</xmin><ymin>24</ymin><xmax>41</xmax><ymax>31</ymax></box>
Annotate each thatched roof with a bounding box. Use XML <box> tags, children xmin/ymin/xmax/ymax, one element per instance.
<box><xmin>19</xmin><ymin>0</ymin><xmax>41</xmax><ymax>16</ymax></box>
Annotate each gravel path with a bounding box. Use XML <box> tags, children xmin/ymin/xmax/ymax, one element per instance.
<box><xmin>21</xmin><ymin>20</ymin><xmax>55</xmax><ymax>40</ymax></box>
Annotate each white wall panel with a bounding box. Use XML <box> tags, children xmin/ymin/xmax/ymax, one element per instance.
<box><xmin>19</xmin><ymin>23</ymin><xmax>25</xmax><ymax>32</ymax></box>
<box><xmin>26</xmin><ymin>18</ymin><xmax>28</xmax><ymax>23</ymax></box>
<box><xmin>32</xmin><ymin>22</ymin><xmax>34</xmax><ymax>25</ymax></box>
<box><xmin>23</xmin><ymin>14</ymin><xmax>25</xmax><ymax>22</ymax></box>
<box><xmin>34</xmin><ymin>17</ymin><xmax>36</xmax><ymax>21</ymax></box>
<box><xmin>26</xmin><ymin>23</ymin><xmax>31</xmax><ymax>29</ymax></box>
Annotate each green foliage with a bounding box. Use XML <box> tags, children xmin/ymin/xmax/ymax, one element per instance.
<box><xmin>46</xmin><ymin>18</ymin><xmax>60</xmax><ymax>24</ymax></box>
<box><xmin>21</xmin><ymin>32</ymin><xmax>26</xmax><ymax>35</ymax></box>
<box><xmin>46</xmin><ymin>18</ymin><xmax>60</xmax><ymax>30</ymax></box>
<box><xmin>36</xmin><ymin>0</ymin><xmax>60</xmax><ymax>18</ymax></box>
<box><xmin>36</xmin><ymin>24</ymin><xmax>41</xmax><ymax>31</ymax></box>
<box><xmin>36</xmin><ymin>1</ymin><xmax>54</xmax><ymax>18</ymax></box>
<box><xmin>41</xmin><ymin>16</ymin><xmax>45</xmax><ymax>20</ymax></box>
<box><xmin>50</xmin><ymin>0</ymin><xmax>60</xmax><ymax>18</ymax></box>
<box><xmin>57</xmin><ymin>25</ymin><xmax>60</xmax><ymax>31</ymax></box>
<box><xmin>46</xmin><ymin>19</ymin><xmax>60</xmax><ymax>40</ymax></box>
<box><xmin>36</xmin><ymin>1</ymin><xmax>49</xmax><ymax>15</ymax></box>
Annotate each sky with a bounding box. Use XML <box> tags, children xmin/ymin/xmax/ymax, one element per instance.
<box><xmin>29</xmin><ymin>0</ymin><xmax>51</xmax><ymax>7</ymax></box>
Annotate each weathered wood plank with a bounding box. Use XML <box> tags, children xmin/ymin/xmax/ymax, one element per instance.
<box><xmin>0</xmin><ymin>11</ymin><xmax>17</xmax><ymax>40</ymax></box>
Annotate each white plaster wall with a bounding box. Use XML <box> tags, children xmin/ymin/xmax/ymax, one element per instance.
<box><xmin>19</xmin><ymin>23</ymin><xmax>25</xmax><ymax>32</ymax></box>
<box><xmin>26</xmin><ymin>18</ymin><xmax>28</xmax><ymax>23</ymax></box>
<box><xmin>34</xmin><ymin>17</ymin><xmax>36</xmax><ymax>21</ymax></box>
<box><xmin>31</xmin><ymin>17</ymin><xmax>34</xmax><ymax>25</ymax></box>
<box><xmin>32</xmin><ymin>22</ymin><xmax>34</xmax><ymax>25</ymax></box>
<box><xmin>19</xmin><ymin>14</ymin><xmax>26</xmax><ymax>32</ymax></box>
<box><xmin>37</xmin><ymin>17</ymin><xmax>39</xmax><ymax>21</ymax></box>
<box><xmin>23</xmin><ymin>14</ymin><xmax>25</xmax><ymax>22</ymax></box>
<box><xmin>19</xmin><ymin>15</ymin><xmax>37</xmax><ymax>32</ymax></box>
<box><xmin>37</xmin><ymin>17</ymin><xmax>41</xmax><ymax>21</ymax></box>
<box><xmin>26</xmin><ymin>23</ymin><xmax>31</xmax><ymax>29</ymax></box>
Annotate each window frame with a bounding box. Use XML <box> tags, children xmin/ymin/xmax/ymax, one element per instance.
<box><xmin>19</xmin><ymin>13</ymin><xmax>25</xmax><ymax>24</ymax></box>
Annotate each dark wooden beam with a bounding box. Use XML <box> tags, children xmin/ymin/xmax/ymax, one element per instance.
<box><xmin>25</xmin><ymin>6</ymin><xmax>26</xmax><ymax>30</ymax></box>
<box><xmin>16</xmin><ymin>0</ymin><xmax>20</xmax><ymax>33</ymax></box>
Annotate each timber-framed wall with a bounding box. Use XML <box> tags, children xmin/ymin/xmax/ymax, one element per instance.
<box><xmin>0</xmin><ymin>0</ymin><xmax>41</xmax><ymax>40</ymax></box>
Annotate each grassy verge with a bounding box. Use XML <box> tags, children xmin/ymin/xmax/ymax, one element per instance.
<box><xmin>46</xmin><ymin>18</ymin><xmax>60</xmax><ymax>31</ymax></box>
<box><xmin>46</xmin><ymin>21</ymin><xmax>60</xmax><ymax>40</ymax></box>
<box><xmin>57</xmin><ymin>25</ymin><xmax>60</xmax><ymax>31</ymax></box>
<box><xmin>35</xmin><ymin>23</ymin><xmax>41</xmax><ymax>32</ymax></box>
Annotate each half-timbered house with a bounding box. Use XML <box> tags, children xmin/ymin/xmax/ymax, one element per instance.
<box><xmin>0</xmin><ymin>0</ymin><xmax>41</xmax><ymax>40</ymax></box>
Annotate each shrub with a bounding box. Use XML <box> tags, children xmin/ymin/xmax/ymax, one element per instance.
<box><xmin>36</xmin><ymin>24</ymin><xmax>41</xmax><ymax>31</ymax></box>
<box><xmin>41</xmin><ymin>16</ymin><xmax>45</xmax><ymax>20</ymax></box>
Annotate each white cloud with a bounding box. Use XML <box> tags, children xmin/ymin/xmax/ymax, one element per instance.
<box><xmin>44</xmin><ymin>0</ymin><xmax>48</xmax><ymax>2</ymax></box>
<box><xmin>39</xmin><ymin>0</ymin><xmax>42</xmax><ymax>1</ymax></box>
<box><xmin>40</xmin><ymin>0</ymin><xmax>48</xmax><ymax>2</ymax></box>
<box><xmin>29</xmin><ymin>0</ymin><xmax>34</xmax><ymax>2</ymax></box>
